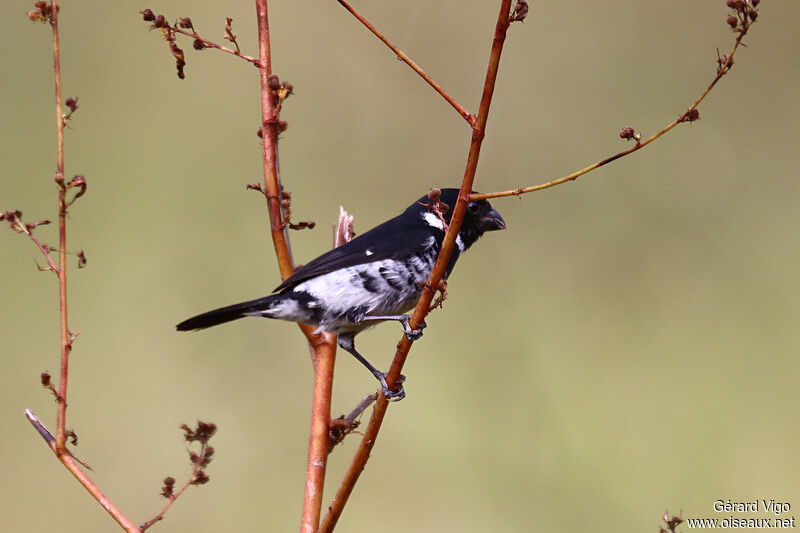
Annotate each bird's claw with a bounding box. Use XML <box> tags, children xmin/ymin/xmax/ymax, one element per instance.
<box><xmin>402</xmin><ymin>317</ymin><xmax>426</xmax><ymax>341</ymax></box>
<box><xmin>378</xmin><ymin>372</ymin><xmax>406</xmax><ymax>401</ymax></box>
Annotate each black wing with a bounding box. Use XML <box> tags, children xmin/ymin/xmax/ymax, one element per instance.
<box><xmin>274</xmin><ymin>212</ymin><xmax>440</xmax><ymax>292</ymax></box>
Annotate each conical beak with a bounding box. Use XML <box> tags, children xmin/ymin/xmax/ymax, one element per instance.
<box><xmin>480</xmin><ymin>208</ymin><xmax>506</xmax><ymax>231</ymax></box>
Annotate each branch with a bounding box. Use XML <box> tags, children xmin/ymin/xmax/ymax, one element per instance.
<box><xmin>320</xmin><ymin>2</ymin><xmax>517</xmax><ymax>530</ymax></box>
<box><xmin>470</xmin><ymin>2</ymin><xmax>757</xmax><ymax>202</ymax></box>
<box><xmin>49</xmin><ymin>0</ymin><xmax>72</xmax><ymax>456</ymax></box>
<box><xmin>328</xmin><ymin>394</ymin><xmax>377</xmax><ymax>453</ymax></box>
<box><xmin>336</xmin><ymin>0</ymin><xmax>474</xmax><ymax>125</ymax></box>
<box><xmin>174</xmin><ymin>25</ymin><xmax>261</xmax><ymax>66</ymax></box>
<box><xmin>253</xmin><ymin>3</ymin><xmax>338</xmax><ymax>531</ymax></box>
<box><xmin>140</xmin><ymin>10</ymin><xmax>261</xmax><ymax>77</ymax></box>
<box><xmin>25</xmin><ymin>409</ymin><xmax>140</xmax><ymax>533</ymax></box>
<box><xmin>0</xmin><ymin>211</ymin><xmax>59</xmax><ymax>274</ymax></box>
<box><xmin>23</xmin><ymin>4</ymin><xmax>215</xmax><ymax>532</ymax></box>
<box><xmin>140</xmin><ymin>422</ymin><xmax>217</xmax><ymax>531</ymax></box>
<box><xmin>25</xmin><ymin>2</ymin><xmax>141</xmax><ymax>529</ymax></box>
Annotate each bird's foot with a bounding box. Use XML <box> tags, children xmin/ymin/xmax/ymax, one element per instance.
<box><xmin>377</xmin><ymin>372</ymin><xmax>406</xmax><ymax>401</ymax></box>
<box><xmin>401</xmin><ymin>316</ymin><xmax>426</xmax><ymax>341</ymax></box>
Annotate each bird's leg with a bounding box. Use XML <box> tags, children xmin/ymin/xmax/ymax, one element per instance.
<box><xmin>358</xmin><ymin>314</ymin><xmax>427</xmax><ymax>341</ymax></box>
<box><xmin>337</xmin><ymin>333</ymin><xmax>405</xmax><ymax>401</ymax></box>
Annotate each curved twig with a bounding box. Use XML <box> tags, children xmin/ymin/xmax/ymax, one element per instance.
<box><xmin>470</xmin><ymin>20</ymin><xmax>752</xmax><ymax>202</ymax></box>
<box><xmin>336</xmin><ymin>0</ymin><xmax>474</xmax><ymax>125</ymax></box>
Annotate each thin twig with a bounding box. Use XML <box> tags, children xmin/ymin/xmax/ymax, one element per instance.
<box><xmin>172</xmin><ymin>26</ymin><xmax>261</xmax><ymax>67</ymax></box>
<box><xmin>139</xmin><ymin>441</ymin><xmax>211</xmax><ymax>531</ymax></box>
<box><xmin>2</xmin><ymin>213</ymin><xmax>60</xmax><ymax>274</ymax></box>
<box><xmin>336</xmin><ymin>0</ymin><xmax>474</xmax><ymax>125</ymax></box>
<box><xmin>320</xmin><ymin>2</ymin><xmax>514</xmax><ymax>530</ymax></box>
<box><xmin>328</xmin><ymin>394</ymin><xmax>375</xmax><ymax>453</ymax></box>
<box><xmin>50</xmin><ymin>0</ymin><xmax>71</xmax><ymax>459</ymax></box>
<box><xmin>470</xmin><ymin>24</ymin><xmax>751</xmax><ymax>202</ymax></box>
<box><xmin>22</xmin><ymin>4</ymin><xmax>143</xmax><ymax>531</ymax></box>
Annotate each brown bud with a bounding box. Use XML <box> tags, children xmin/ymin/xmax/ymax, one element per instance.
<box><xmin>169</xmin><ymin>41</ymin><xmax>186</xmax><ymax>79</ymax></box>
<box><xmin>279</xmin><ymin>82</ymin><xmax>294</xmax><ymax>100</ymax></box>
<box><xmin>192</xmin><ymin>471</ymin><xmax>210</xmax><ymax>485</ymax></box>
<box><xmin>196</xmin><ymin>421</ymin><xmax>217</xmax><ymax>442</ymax></box>
<box><xmin>153</xmin><ymin>14</ymin><xmax>167</xmax><ymax>28</ymax></box>
<box><xmin>619</xmin><ymin>126</ymin><xmax>636</xmax><ymax>140</ymax></box>
<box><xmin>727</xmin><ymin>15</ymin><xmax>738</xmax><ymax>28</ymax></box>
<box><xmin>267</xmin><ymin>74</ymin><xmax>280</xmax><ymax>91</ymax></box>
<box><xmin>141</xmin><ymin>9</ymin><xmax>155</xmax><ymax>22</ymax></box>
<box><xmin>679</xmin><ymin>108</ymin><xmax>700</xmax><ymax>123</ymax></box>
<box><xmin>510</xmin><ymin>0</ymin><xmax>529</xmax><ymax>22</ymax></box>
<box><xmin>193</xmin><ymin>38</ymin><xmax>206</xmax><ymax>50</ymax></box>
<box><xmin>161</xmin><ymin>476</ymin><xmax>176</xmax><ymax>498</ymax></box>
<box><xmin>178</xmin><ymin>17</ymin><xmax>193</xmax><ymax>29</ymax></box>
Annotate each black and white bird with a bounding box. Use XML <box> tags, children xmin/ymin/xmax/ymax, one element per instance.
<box><xmin>176</xmin><ymin>188</ymin><xmax>505</xmax><ymax>400</ymax></box>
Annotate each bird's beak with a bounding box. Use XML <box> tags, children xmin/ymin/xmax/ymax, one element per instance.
<box><xmin>480</xmin><ymin>208</ymin><xmax>506</xmax><ymax>231</ymax></box>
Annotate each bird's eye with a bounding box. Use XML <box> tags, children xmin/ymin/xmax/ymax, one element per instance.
<box><xmin>467</xmin><ymin>202</ymin><xmax>480</xmax><ymax>214</ymax></box>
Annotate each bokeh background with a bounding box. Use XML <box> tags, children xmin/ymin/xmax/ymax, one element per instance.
<box><xmin>2</xmin><ymin>1</ymin><xmax>798</xmax><ymax>531</ymax></box>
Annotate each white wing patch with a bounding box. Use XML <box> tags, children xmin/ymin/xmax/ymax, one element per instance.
<box><xmin>365</xmin><ymin>249</ymin><xmax>373</xmax><ymax>256</ymax></box>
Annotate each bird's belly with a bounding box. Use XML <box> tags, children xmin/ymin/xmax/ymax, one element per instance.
<box><xmin>294</xmin><ymin>257</ymin><xmax>433</xmax><ymax>334</ymax></box>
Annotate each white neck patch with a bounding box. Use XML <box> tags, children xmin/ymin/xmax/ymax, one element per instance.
<box><xmin>421</xmin><ymin>211</ymin><xmax>444</xmax><ymax>230</ymax></box>
<box><xmin>422</xmin><ymin>211</ymin><xmax>465</xmax><ymax>250</ymax></box>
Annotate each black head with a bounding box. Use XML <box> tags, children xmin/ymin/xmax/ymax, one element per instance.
<box><xmin>410</xmin><ymin>188</ymin><xmax>505</xmax><ymax>250</ymax></box>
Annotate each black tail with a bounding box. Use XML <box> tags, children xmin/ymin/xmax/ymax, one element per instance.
<box><xmin>176</xmin><ymin>296</ymin><xmax>276</xmax><ymax>331</ymax></box>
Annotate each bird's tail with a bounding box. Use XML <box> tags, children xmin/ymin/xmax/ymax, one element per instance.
<box><xmin>176</xmin><ymin>295</ymin><xmax>279</xmax><ymax>331</ymax></box>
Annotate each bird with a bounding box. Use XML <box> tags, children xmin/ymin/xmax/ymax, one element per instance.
<box><xmin>176</xmin><ymin>188</ymin><xmax>505</xmax><ymax>400</ymax></box>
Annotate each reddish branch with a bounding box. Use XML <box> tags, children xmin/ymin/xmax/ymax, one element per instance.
<box><xmin>47</xmin><ymin>0</ymin><xmax>71</xmax><ymax>457</ymax></box>
<box><xmin>20</xmin><ymin>3</ymin><xmax>227</xmax><ymax>532</ymax></box>
<box><xmin>18</xmin><ymin>2</ymin><xmax>143</xmax><ymax>531</ymax></box>
<box><xmin>25</xmin><ymin>409</ymin><xmax>139</xmax><ymax>532</ymax></box>
<box><xmin>319</xmin><ymin>1</ymin><xmax>516</xmax><ymax>530</ymax></box>
<box><xmin>253</xmin><ymin>2</ymin><xmax>337</xmax><ymax>531</ymax></box>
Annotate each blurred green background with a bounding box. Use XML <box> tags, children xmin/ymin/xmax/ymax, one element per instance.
<box><xmin>2</xmin><ymin>1</ymin><xmax>798</xmax><ymax>532</ymax></box>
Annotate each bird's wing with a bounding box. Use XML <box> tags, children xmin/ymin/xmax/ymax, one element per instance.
<box><xmin>274</xmin><ymin>215</ymin><xmax>440</xmax><ymax>292</ymax></box>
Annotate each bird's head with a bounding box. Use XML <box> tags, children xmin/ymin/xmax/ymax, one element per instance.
<box><xmin>413</xmin><ymin>188</ymin><xmax>505</xmax><ymax>250</ymax></box>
